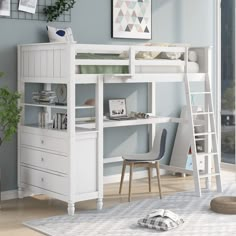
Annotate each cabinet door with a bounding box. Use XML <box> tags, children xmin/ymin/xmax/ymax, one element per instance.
<box><xmin>74</xmin><ymin>132</ymin><xmax>98</xmax><ymax>194</ymax></box>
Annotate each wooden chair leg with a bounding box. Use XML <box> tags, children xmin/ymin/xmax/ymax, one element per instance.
<box><xmin>128</xmin><ymin>162</ymin><xmax>134</xmax><ymax>202</ymax></box>
<box><xmin>148</xmin><ymin>165</ymin><xmax>152</xmax><ymax>192</ymax></box>
<box><xmin>119</xmin><ymin>161</ymin><xmax>126</xmax><ymax>194</ymax></box>
<box><xmin>155</xmin><ymin>162</ymin><xmax>162</xmax><ymax>199</ymax></box>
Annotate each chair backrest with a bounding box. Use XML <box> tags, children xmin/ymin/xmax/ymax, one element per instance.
<box><xmin>151</xmin><ymin>128</ymin><xmax>167</xmax><ymax>160</ymax></box>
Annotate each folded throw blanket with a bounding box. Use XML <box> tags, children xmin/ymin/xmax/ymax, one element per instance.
<box><xmin>137</xmin><ymin>209</ymin><xmax>184</xmax><ymax>231</ymax></box>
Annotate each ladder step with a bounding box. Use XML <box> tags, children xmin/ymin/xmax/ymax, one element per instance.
<box><xmin>194</xmin><ymin>124</ymin><xmax>204</xmax><ymax>127</ymax></box>
<box><xmin>194</xmin><ymin>132</ymin><xmax>216</xmax><ymax>136</ymax></box>
<box><xmin>193</xmin><ymin>119</ymin><xmax>206</xmax><ymax>125</ymax></box>
<box><xmin>190</xmin><ymin>92</ymin><xmax>211</xmax><ymax>95</ymax></box>
<box><xmin>192</xmin><ymin>112</ymin><xmax>213</xmax><ymax>115</ymax></box>
<box><xmin>195</xmin><ymin>138</ymin><xmax>205</xmax><ymax>141</ymax></box>
<box><xmin>196</xmin><ymin>152</ymin><xmax>218</xmax><ymax>157</ymax></box>
<box><xmin>199</xmin><ymin>173</ymin><xmax>220</xmax><ymax>178</ymax></box>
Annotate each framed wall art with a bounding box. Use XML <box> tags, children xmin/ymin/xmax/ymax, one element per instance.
<box><xmin>111</xmin><ymin>0</ymin><xmax>152</xmax><ymax>39</ymax></box>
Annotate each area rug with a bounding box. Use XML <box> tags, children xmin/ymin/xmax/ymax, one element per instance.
<box><xmin>24</xmin><ymin>183</ymin><xmax>236</xmax><ymax>236</ymax></box>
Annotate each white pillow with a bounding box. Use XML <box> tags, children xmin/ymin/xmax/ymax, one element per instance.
<box><xmin>119</xmin><ymin>43</ymin><xmax>167</xmax><ymax>60</ymax></box>
<box><xmin>136</xmin><ymin>51</ymin><xmax>160</xmax><ymax>60</ymax></box>
<box><xmin>46</xmin><ymin>26</ymin><xmax>75</xmax><ymax>43</ymax></box>
<box><xmin>159</xmin><ymin>51</ymin><xmax>182</xmax><ymax>60</ymax></box>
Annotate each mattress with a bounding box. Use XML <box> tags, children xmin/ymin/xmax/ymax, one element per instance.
<box><xmin>135</xmin><ymin>60</ymin><xmax>199</xmax><ymax>73</ymax></box>
<box><xmin>77</xmin><ymin>54</ymin><xmax>199</xmax><ymax>74</ymax></box>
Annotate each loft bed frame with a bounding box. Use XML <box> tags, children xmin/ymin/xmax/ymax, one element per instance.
<box><xmin>17</xmin><ymin>43</ymin><xmax>212</xmax><ymax>214</ymax></box>
<box><xmin>18</xmin><ymin>43</ymin><xmax>208</xmax><ymax>83</ymax></box>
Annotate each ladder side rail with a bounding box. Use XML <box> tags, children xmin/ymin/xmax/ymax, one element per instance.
<box><xmin>204</xmin><ymin>47</ymin><xmax>212</xmax><ymax>189</ymax></box>
<box><xmin>205</xmin><ymin>74</ymin><xmax>223</xmax><ymax>192</ymax></box>
<box><xmin>184</xmin><ymin>47</ymin><xmax>202</xmax><ymax>197</ymax></box>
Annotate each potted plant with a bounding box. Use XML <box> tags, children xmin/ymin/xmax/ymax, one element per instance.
<box><xmin>0</xmin><ymin>72</ymin><xmax>22</xmax><ymax>147</ymax></box>
<box><xmin>43</xmin><ymin>0</ymin><xmax>76</xmax><ymax>22</ymax></box>
<box><xmin>0</xmin><ymin>72</ymin><xmax>21</xmax><ymax>201</ymax></box>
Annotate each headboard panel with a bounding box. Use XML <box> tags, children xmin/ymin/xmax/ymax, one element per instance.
<box><xmin>18</xmin><ymin>43</ymin><xmax>69</xmax><ymax>83</ymax></box>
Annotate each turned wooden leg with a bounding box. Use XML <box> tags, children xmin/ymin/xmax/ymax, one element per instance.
<box><xmin>96</xmin><ymin>198</ymin><xmax>103</xmax><ymax>210</ymax></box>
<box><xmin>67</xmin><ymin>201</ymin><xmax>75</xmax><ymax>216</ymax></box>
<box><xmin>119</xmin><ymin>161</ymin><xmax>126</xmax><ymax>194</ymax></box>
<box><xmin>148</xmin><ymin>165</ymin><xmax>152</xmax><ymax>192</ymax></box>
<box><xmin>155</xmin><ymin>162</ymin><xmax>162</xmax><ymax>199</ymax></box>
<box><xmin>128</xmin><ymin>162</ymin><xmax>134</xmax><ymax>202</ymax></box>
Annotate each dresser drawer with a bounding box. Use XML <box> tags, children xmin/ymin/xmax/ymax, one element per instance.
<box><xmin>21</xmin><ymin>147</ymin><xmax>68</xmax><ymax>174</ymax></box>
<box><xmin>20</xmin><ymin>166</ymin><xmax>68</xmax><ymax>195</ymax></box>
<box><xmin>21</xmin><ymin>132</ymin><xmax>68</xmax><ymax>155</ymax></box>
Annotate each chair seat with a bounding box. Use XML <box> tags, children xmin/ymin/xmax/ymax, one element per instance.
<box><xmin>122</xmin><ymin>152</ymin><xmax>157</xmax><ymax>161</ymax></box>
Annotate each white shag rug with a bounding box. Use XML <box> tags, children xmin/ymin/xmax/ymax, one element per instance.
<box><xmin>24</xmin><ymin>184</ymin><xmax>236</xmax><ymax>236</ymax></box>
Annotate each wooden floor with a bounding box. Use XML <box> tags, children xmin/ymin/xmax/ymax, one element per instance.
<box><xmin>0</xmin><ymin>169</ymin><xmax>235</xmax><ymax>236</ymax></box>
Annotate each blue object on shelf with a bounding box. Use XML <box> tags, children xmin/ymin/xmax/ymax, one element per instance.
<box><xmin>186</xmin><ymin>154</ymin><xmax>193</xmax><ymax>170</ymax></box>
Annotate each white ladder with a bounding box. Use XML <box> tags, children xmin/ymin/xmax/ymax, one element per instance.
<box><xmin>184</xmin><ymin>74</ymin><xmax>223</xmax><ymax>197</ymax></box>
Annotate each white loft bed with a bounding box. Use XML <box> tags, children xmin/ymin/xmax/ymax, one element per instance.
<box><xmin>17</xmin><ymin>43</ymin><xmax>211</xmax><ymax>215</ymax></box>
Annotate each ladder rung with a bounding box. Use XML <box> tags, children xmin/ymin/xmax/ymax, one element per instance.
<box><xmin>196</xmin><ymin>152</ymin><xmax>218</xmax><ymax>157</ymax></box>
<box><xmin>199</xmin><ymin>173</ymin><xmax>220</xmax><ymax>178</ymax></box>
<box><xmin>195</xmin><ymin>138</ymin><xmax>205</xmax><ymax>141</ymax></box>
<box><xmin>194</xmin><ymin>124</ymin><xmax>204</xmax><ymax>127</ymax></box>
<box><xmin>194</xmin><ymin>132</ymin><xmax>216</xmax><ymax>136</ymax></box>
<box><xmin>193</xmin><ymin>119</ymin><xmax>206</xmax><ymax>123</ymax></box>
<box><xmin>190</xmin><ymin>92</ymin><xmax>211</xmax><ymax>95</ymax></box>
<box><xmin>192</xmin><ymin>112</ymin><xmax>213</xmax><ymax>115</ymax></box>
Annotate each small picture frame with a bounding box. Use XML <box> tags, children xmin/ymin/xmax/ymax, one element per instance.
<box><xmin>109</xmin><ymin>99</ymin><xmax>127</xmax><ymax>118</ymax></box>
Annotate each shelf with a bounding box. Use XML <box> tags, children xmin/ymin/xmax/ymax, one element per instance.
<box><xmin>23</xmin><ymin>103</ymin><xmax>67</xmax><ymax>109</ymax></box>
<box><xmin>75</xmin><ymin>105</ymin><xmax>95</xmax><ymax>109</ymax></box>
<box><xmin>75</xmin><ymin>127</ymin><xmax>98</xmax><ymax>134</ymax></box>
<box><xmin>23</xmin><ymin>103</ymin><xmax>95</xmax><ymax>110</ymax></box>
<box><xmin>103</xmin><ymin>116</ymin><xmax>171</xmax><ymax>128</ymax></box>
<box><xmin>75</xmin><ymin>116</ymin><xmax>173</xmax><ymax>129</ymax></box>
<box><xmin>21</xmin><ymin>124</ymin><xmax>97</xmax><ymax>135</ymax></box>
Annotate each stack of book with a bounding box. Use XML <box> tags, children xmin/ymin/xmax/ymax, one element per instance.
<box><xmin>32</xmin><ymin>90</ymin><xmax>57</xmax><ymax>104</ymax></box>
<box><xmin>53</xmin><ymin>113</ymin><xmax>67</xmax><ymax>129</ymax></box>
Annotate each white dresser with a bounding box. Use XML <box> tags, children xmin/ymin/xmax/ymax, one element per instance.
<box><xmin>17</xmin><ymin>43</ymin><xmax>103</xmax><ymax>215</ymax></box>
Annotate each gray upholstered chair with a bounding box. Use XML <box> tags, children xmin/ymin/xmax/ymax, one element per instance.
<box><xmin>119</xmin><ymin>129</ymin><xmax>167</xmax><ymax>201</ymax></box>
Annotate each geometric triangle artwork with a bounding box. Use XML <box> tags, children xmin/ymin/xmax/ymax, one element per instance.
<box><xmin>138</xmin><ymin>17</ymin><xmax>143</xmax><ymax>23</ymax></box>
<box><xmin>118</xmin><ymin>9</ymin><xmax>124</xmax><ymax>16</ymax></box>
<box><xmin>112</xmin><ymin>0</ymin><xmax>151</xmax><ymax>39</ymax></box>
<box><xmin>144</xmin><ymin>26</ymin><xmax>149</xmax><ymax>33</ymax></box>
<box><xmin>115</xmin><ymin>0</ymin><xmax>122</xmax><ymax>8</ymax></box>
<box><xmin>125</xmin><ymin>25</ymin><xmax>131</xmax><ymax>32</ymax></box>
<box><xmin>116</xmin><ymin>15</ymin><xmax>123</xmax><ymax>23</ymax></box>
<box><xmin>128</xmin><ymin>24</ymin><xmax>134</xmax><ymax>31</ymax></box>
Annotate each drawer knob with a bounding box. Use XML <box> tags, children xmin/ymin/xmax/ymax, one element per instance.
<box><xmin>41</xmin><ymin>157</ymin><xmax>44</xmax><ymax>162</ymax></box>
<box><xmin>41</xmin><ymin>140</ymin><xmax>44</xmax><ymax>144</ymax></box>
<box><xmin>41</xmin><ymin>177</ymin><xmax>44</xmax><ymax>182</ymax></box>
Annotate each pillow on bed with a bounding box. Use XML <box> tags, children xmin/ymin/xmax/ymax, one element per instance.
<box><xmin>46</xmin><ymin>26</ymin><xmax>75</xmax><ymax>43</ymax></box>
<box><xmin>158</xmin><ymin>52</ymin><xmax>182</xmax><ymax>60</ymax></box>
<box><xmin>136</xmin><ymin>50</ymin><xmax>160</xmax><ymax>60</ymax></box>
<box><xmin>119</xmin><ymin>43</ymin><xmax>168</xmax><ymax>60</ymax></box>
<box><xmin>181</xmin><ymin>50</ymin><xmax>198</xmax><ymax>62</ymax></box>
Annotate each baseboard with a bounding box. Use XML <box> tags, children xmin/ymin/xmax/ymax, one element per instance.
<box><xmin>104</xmin><ymin>169</ymin><xmax>166</xmax><ymax>184</ymax></box>
<box><xmin>1</xmin><ymin>189</ymin><xmax>18</xmax><ymax>201</ymax></box>
<box><xmin>221</xmin><ymin>162</ymin><xmax>236</xmax><ymax>172</ymax></box>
